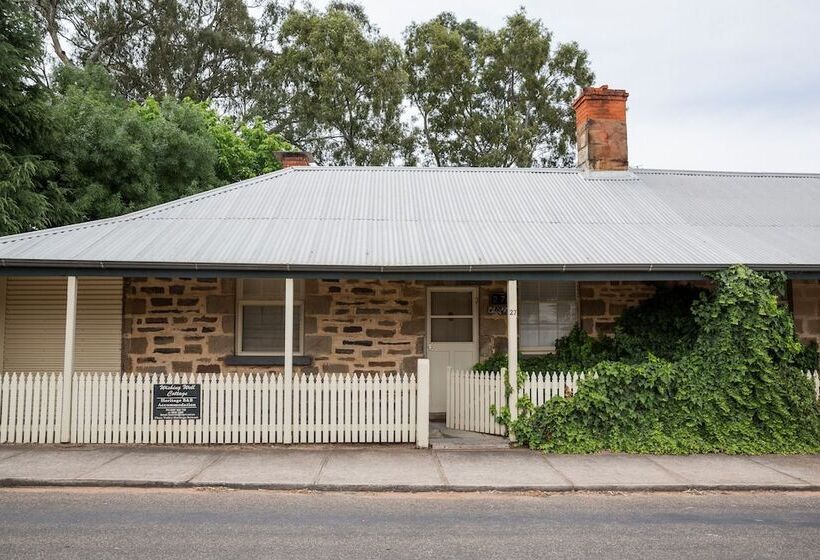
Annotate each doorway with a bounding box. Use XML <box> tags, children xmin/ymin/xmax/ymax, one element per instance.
<box><xmin>426</xmin><ymin>287</ymin><xmax>479</xmax><ymax>414</ymax></box>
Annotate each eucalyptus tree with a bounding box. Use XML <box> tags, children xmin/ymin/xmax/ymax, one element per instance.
<box><xmin>404</xmin><ymin>10</ymin><xmax>595</xmax><ymax>167</ymax></box>
<box><xmin>255</xmin><ymin>1</ymin><xmax>412</xmax><ymax>165</ymax></box>
<box><xmin>0</xmin><ymin>0</ymin><xmax>66</xmax><ymax>234</ymax></box>
<box><xmin>34</xmin><ymin>0</ymin><xmax>260</xmax><ymax>111</ymax></box>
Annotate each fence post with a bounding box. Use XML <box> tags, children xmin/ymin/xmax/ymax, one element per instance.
<box><xmin>416</xmin><ymin>358</ymin><xmax>429</xmax><ymax>448</ymax></box>
<box><xmin>59</xmin><ymin>276</ymin><xmax>78</xmax><ymax>443</ymax></box>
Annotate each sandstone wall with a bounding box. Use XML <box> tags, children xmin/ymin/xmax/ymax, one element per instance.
<box><xmin>122</xmin><ymin>277</ymin><xmax>236</xmax><ymax>374</ymax></box>
<box><xmin>122</xmin><ymin>278</ymin><xmax>508</xmax><ymax>374</ymax></box>
<box><xmin>578</xmin><ymin>281</ymin><xmax>657</xmax><ymax>336</ymax></box>
<box><xmin>305</xmin><ymin>279</ymin><xmax>425</xmax><ymax>373</ymax></box>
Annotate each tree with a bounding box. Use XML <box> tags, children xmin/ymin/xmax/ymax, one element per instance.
<box><xmin>255</xmin><ymin>1</ymin><xmax>412</xmax><ymax>165</ymax></box>
<box><xmin>0</xmin><ymin>0</ymin><xmax>65</xmax><ymax>235</ymax></box>
<box><xmin>45</xmin><ymin>64</ymin><xmax>291</xmax><ymax>224</ymax></box>
<box><xmin>41</xmin><ymin>0</ymin><xmax>260</xmax><ymax>112</ymax></box>
<box><xmin>405</xmin><ymin>10</ymin><xmax>594</xmax><ymax>167</ymax></box>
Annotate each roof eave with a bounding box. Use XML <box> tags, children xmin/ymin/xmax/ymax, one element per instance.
<box><xmin>2</xmin><ymin>259</ymin><xmax>820</xmax><ymax>280</ymax></box>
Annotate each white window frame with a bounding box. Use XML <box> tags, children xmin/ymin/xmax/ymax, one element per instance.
<box><xmin>518</xmin><ymin>281</ymin><xmax>579</xmax><ymax>354</ymax></box>
<box><xmin>426</xmin><ymin>286</ymin><xmax>479</xmax><ymax>346</ymax></box>
<box><xmin>235</xmin><ymin>279</ymin><xmax>304</xmax><ymax>356</ymax></box>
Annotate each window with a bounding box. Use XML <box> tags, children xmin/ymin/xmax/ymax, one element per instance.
<box><xmin>519</xmin><ymin>281</ymin><xmax>577</xmax><ymax>352</ymax></box>
<box><xmin>236</xmin><ymin>279</ymin><xmax>303</xmax><ymax>355</ymax></box>
<box><xmin>429</xmin><ymin>290</ymin><xmax>475</xmax><ymax>343</ymax></box>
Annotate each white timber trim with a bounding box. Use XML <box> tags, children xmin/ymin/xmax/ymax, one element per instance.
<box><xmin>59</xmin><ymin>276</ymin><xmax>77</xmax><ymax>443</ymax></box>
<box><xmin>507</xmin><ymin>280</ymin><xmax>518</xmax><ymax>440</ymax></box>
<box><xmin>0</xmin><ymin>277</ymin><xmax>6</xmax><ymax>372</ymax></box>
<box><xmin>416</xmin><ymin>358</ymin><xmax>430</xmax><ymax>448</ymax></box>
<box><xmin>283</xmin><ymin>277</ymin><xmax>294</xmax><ymax>444</ymax></box>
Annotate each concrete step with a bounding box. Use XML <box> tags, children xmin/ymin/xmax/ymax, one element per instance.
<box><xmin>428</xmin><ymin>422</ymin><xmax>510</xmax><ymax>450</ymax></box>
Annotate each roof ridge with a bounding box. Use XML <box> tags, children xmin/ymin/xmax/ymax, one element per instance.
<box><xmin>291</xmin><ymin>166</ymin><xmax>582</xmax><ymax>173</ymax></box>
<box><xmin>633</xmin><ymin>168</ymin><xmax>820</xmax><ymax>178</ymax></box>
<box><xmin>0</xmin><ymin>168</ymin><xmax>296</xmax><ymax>245</ymax></box>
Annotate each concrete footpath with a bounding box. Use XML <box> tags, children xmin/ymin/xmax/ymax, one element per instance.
<box><xmin>0</xmin><ymin>445</ymin><xmax>819</xmax><ymax>492</ymax></box>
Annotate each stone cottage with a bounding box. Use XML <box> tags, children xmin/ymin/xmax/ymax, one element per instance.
<box><xmin>1</xmin><ymin>85</ymin><xmax>819</xmax><ymax>421</ymax></box>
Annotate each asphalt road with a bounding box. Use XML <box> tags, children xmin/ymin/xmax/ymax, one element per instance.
<box><xmin>0</xmin><ymin>489</ymin><xmax>818</xmax><ymax>559</ymax></box>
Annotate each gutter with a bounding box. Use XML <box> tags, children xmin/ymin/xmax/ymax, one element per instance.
<box><xmin>2</xmin><ymin>259</ymin><xmax>820</xmax><ymax>280</ymax></box>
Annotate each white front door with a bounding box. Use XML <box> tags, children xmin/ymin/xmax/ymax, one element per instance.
<box><xmin>426</xmin><ymin>287</ymin><xmax>479</xmax><ymax>414</ymax></box>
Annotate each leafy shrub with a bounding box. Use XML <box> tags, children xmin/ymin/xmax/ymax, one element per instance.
<box><xmin>474</xmin><ymin>283</ymin><xmax>705</xmax><ymax>372</ymax></box>
<box><xmin>512</xmin><ymin>266</ymin><xmax>820</xmax><ymax>454</ymax></box>
<box><xmin>611</xmin><ymin>284</ymin><xmax>706</xmax><ymax>362</ymax></box>
<box><xmin>795</xmin><ymin>340</ymin><xmax>819</xmax><ymax>371</ymax></box>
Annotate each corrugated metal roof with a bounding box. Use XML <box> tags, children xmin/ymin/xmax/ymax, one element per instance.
<box><xmin>1</xmin><ymin>166</ymin><xmax>819</xmax><ymax>275</ymax></box>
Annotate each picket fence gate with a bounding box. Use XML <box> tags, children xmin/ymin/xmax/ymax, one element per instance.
<box><xmin>446</xmin><ymin>369</ymin><xmax>506</xmax><ymax>435</ymax></box>
<box><xmin>0</xmin><ymin>370</ymin><xmax>424</xmax><ymax>445</ymax></box>
<box><xmin>447</xmin><ymin>368</ymin><xmax>820</xmax><ymax>436</ymax></box>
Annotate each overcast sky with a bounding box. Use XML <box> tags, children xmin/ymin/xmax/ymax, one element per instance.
<box><xmin>316</xmin><ymin>0</ymin><xmax>819</xmax><ymax>173</ymax></box>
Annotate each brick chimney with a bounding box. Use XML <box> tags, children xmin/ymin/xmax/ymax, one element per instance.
<box><xmin>275</xmin><ymin>150</ymin><xmax>314</xmax><ymax>168</ymax></box>
<box><xmin>573</xmin><ymin>85</ymin><xmax>629</xmax><ymax>171</ymax></box>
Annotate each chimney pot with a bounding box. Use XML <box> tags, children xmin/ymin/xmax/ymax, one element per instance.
<box><xmin>573</xmin><ymin>86</ymin><xmax>629</xmax><ymax>171</ymax></box>
<box><xmin>275</xmin><ymin>150</ymin><xmax>314</xmax><ymax>168</ymax></box>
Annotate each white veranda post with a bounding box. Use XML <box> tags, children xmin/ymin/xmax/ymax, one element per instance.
<box><xmin>507</xmin><ymin>280</ymin><xmax>518</xmax><ymax>440</ymax></box>
<box><xmin>283</xmin><ymin>277</ymin><xmax>294</xmax><ymax>444</ymax></box>
<box><xmin>60</xmin><ymin>276</ymin><xmax>78</xmax><ymax>443</ymax></box>
<box><xmin>416</xmin><ymin>358</ymin><xmax>430</xmax><ymax>448</ymax></box>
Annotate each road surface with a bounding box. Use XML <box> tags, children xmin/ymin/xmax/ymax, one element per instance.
<box><xmin>1</xmin><ymin>488</ymin><xmax>818</xmax><ymax>559</ymax></box>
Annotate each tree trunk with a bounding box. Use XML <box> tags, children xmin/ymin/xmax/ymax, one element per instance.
<box><xmin>32</xmin><ymin>0</ymin><xmax>72</xmax><ymax>65</ymax></box>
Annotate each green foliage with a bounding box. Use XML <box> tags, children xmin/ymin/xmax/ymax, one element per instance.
<box><xmin>404</xmin><ymin>9</ymin><xmax>594</xmax><ymax>166</ymax></box>
<box><xmin>475</xmin><ymin>325</ymin><xmax>615</xmax><ymax>373</ymax></box>
<box><xmin>794</xmin><ymin>341</ymin><xmax>819</xmax><ymax>371</ymax></box>
<box><xmin>475</xmin><ymin>284</ymin><xmax>707</xmax><ymax>373</ymax></box>
<box><xmin>257</xmin><ymin>1</ymin><xmax>412</xmax><ymax>165</ymax></box>
<box><xmin>37</xmin><ymin>1</ymin><xmax>598</xmax><ymax>167</ymax></box>
<box><xmin>42</xmin><ymin>65</ymin><xmax>291</xmax><ymax>225</ymax></box>
<box><xmin>0</xmin><ymin>0</ymin><xmax>59</xmax><ymax>234</ymax></box>
<box><xmin>610</xmin><ymin>284</ymin><xmax>706</xmax><ymax>362</ymax></box>
<box><xmin>62</xmin><ymin>0</ymin><xmax>259</xmax><ymax>110</ymax></box>
<box><xmin>511</xmin><ymin>266</ymin><xmax>820</xmax><ymax>454</ymax></box>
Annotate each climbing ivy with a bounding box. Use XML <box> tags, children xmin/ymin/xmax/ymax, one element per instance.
<box><xmin>509</xmin><ymin>266</ymin><xmax>820</xmax><ymax>454</ymax></box>
<box><xmin>475</xmin><ymin>285</ymin><xmax>709</xmax><ymax>374</ymax></box>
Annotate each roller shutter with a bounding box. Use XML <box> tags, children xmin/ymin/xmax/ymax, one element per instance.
<box><xmin>2</xmin><ymin>277</ymin><xmax>123</xmax><ymax>372</ymax></box>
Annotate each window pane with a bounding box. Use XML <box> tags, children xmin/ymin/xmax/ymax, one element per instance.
<box><xmin>519</xmin><ymin>281</ymin><xmax>540</xmax><ymax>300</ymax></box>
<box><xmin>431</xmin><ymin>318</ymin><xmax>473</xmax><ymax>342</ymax></box>
<box><xmin>519</xmin><ymin>281</ymin><xmax>578</xmax><ymax>350</ymax></box>
<box><xmin>520</xmin><ymin>325</ymin><xmax>539</xmax><ymax>349</ymax></box>
<box><xmin>520</xmin><ymin>301</ymin><xmax>539</xmax><ymax>323</ymax></box>
<box><xmin>556</xmin><ymin>321</ymin><xmax>574</xmax><ymax>340</ymax></box>
<box><xmin>538</xmin><ymin>325</ymin><xmax>559</xmax><ymax>349</ymax></box>
<box><xmin>431</xmin><ymin>292</ymin><xmax>472</xmax><ymax>316</ymax></box>
<box><xmin>557</xmin><ymin>301</ymin><xmax>577</xmax><ymax>324</ymax></box>
<box><xmin>241</xmin><ymin>304</ymin><xmax>300</xmax><ymax>353</ymax></box>
<box><xmin>555</xmin><ymin>282</ymin><xmax>576</xmax><ymax>299</ymax></box>
<box><xmin>538</xmin><ymin>301</ymin><xmax>558</xmax><ymax>323</ymax></box>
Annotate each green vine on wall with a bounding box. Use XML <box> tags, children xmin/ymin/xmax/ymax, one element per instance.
<box><xmin>497</xmin><ymin>267</ymin><xmax>820</xmax><ymax>454</ymax></box>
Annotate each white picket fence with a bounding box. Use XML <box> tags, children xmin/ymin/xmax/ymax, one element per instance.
<box><xmin>447</xmin><ymin>369</ymin><xmax>820</xmax><ymax>436</ymax></box>
<box><xmin>0</xmin><ymin>370</ymin><xmax>425</xmax><ymax>445</ymax></box>
<box><xmin>446</xmin><ymin>369</ymin><xmax>587</xmax><ymax>435</ymax></box>
<box><xmin>446</xmin><ymin>369</ymin><xmax>507</xmax><ymax>435</ymax></box>
<box><xmin>520</xmin><ymin>371</ymin><xmax>591</xmax><ymax>407</ymax></box>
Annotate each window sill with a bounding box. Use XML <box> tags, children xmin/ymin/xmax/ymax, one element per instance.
<box><xmin>224</xmin><ymin>355</ymin><xmax>313</xmax><ymax>367</ymax></box>
<box><xmin>520</xmin><ymin>349</ymin><xmax>557</xmax><ymax>355</ymax></box>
